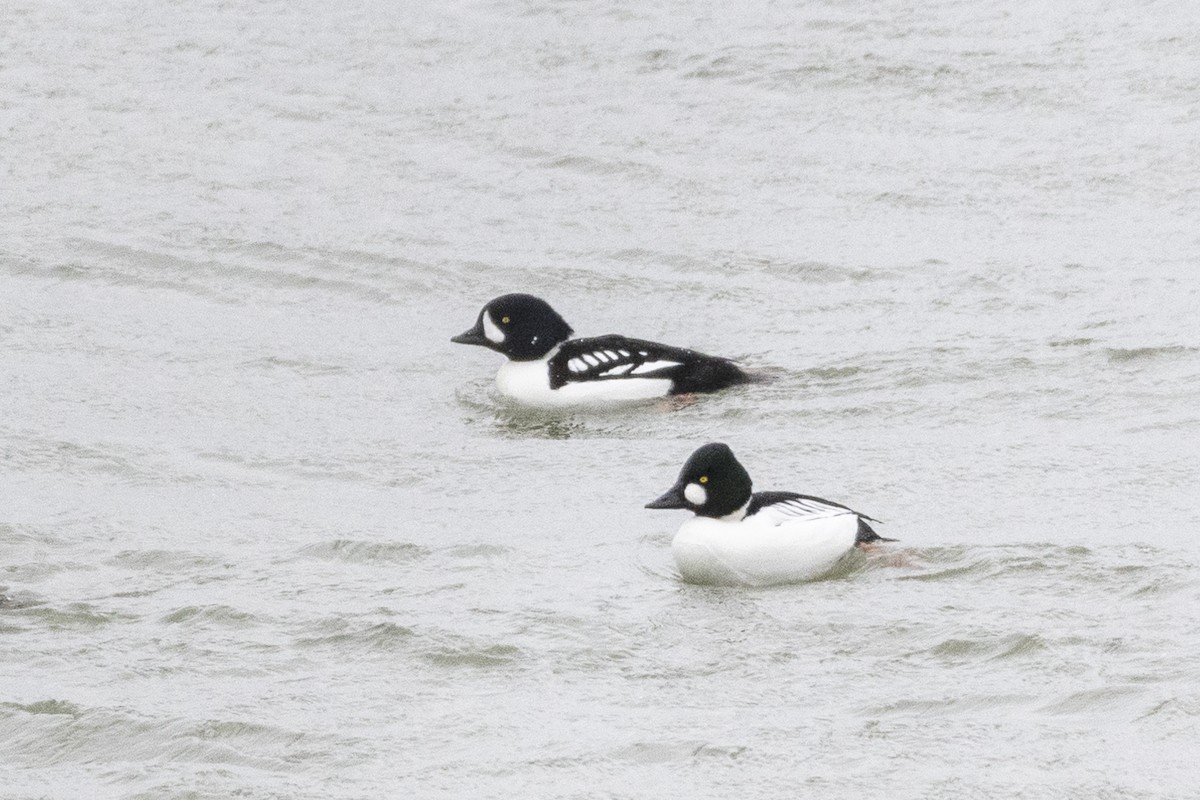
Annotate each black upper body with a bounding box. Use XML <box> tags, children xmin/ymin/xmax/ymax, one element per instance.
<box><xmin>547</xmin><ymin>334</ymin><xmax>746</xmax><ymax>393</ymax></box>
<box><xmin>451</xmin><ymin>293</ymin><xmax>750</xmax><ymax>395</ymax></box>
<box><xmin>644</xmin><ymin>442</ymin><xmax>893</xmax><ymax>544</ymax></box>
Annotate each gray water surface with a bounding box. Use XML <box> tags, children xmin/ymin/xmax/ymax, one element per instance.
<box><xmin>3</xmin><ymin>1</ymin><xmax>1199</xmax><ymax>797</ymax></box>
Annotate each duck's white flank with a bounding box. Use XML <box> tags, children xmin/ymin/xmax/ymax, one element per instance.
<box><xmin>495</xmin><ymin>352</ymin><xmax>672</xmax><ymax>407</ymax></box>
<box><xmin>671</xmin><ymin>512</ymin><xmax>859</xmax><ymax>586</ymax></box>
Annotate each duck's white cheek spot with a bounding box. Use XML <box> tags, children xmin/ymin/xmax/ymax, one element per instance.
<box><xmin>482</xmin><ymin>312</ymin><xmax>506</xmax><ymax>344</ymax></box>
<box><xmin>684</xmin><ymin>482</ymin><xmax>707</xmax><ymax>506</ymax></box>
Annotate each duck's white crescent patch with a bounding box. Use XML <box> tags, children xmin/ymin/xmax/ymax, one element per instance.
<box><xmin>568</xmin><ymin>358</ymin><xmax>586</xmax><ymax>373</ymax></box>
<box><xmin>684</xmin><ymin>482</ymin><xmax>707</xmax><ymax>506</ymax></box>
<box><xmin>482</xmin><ymin>312</ymin><xmax>505</xmax><ymax>344</ymax></box>
<box><xmin>601</xmin><ymin>363</ymin><xmax>635</xmax><ymax>376</ymax></box>
<box><xmin>631</xmin><ymin>360</ymin><xmax>682</xmax><ymax>375</ymax></box>
<box><xmin>582</xmin><ymin>354</ymin><xmax>600</xmax><ymax>366</ymax></box>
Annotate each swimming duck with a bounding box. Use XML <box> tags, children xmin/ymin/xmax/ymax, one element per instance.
<box><xmin>646</xmin><ymin>443</ymin><xmax>892</xmax><ymax>586</ymax></box>
<box><xmin>451</xmin><ymin>293</ymin><xmax>750</xmax><ymax>407</ymax></box>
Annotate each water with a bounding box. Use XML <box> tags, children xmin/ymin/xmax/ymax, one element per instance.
<box><xmin>3</xmin><ymin>0</ymin><xmax>1199</xmax><ymax>797</ymax></box>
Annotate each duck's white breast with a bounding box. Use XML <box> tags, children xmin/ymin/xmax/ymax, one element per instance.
<box><xmin>496</xmin><ymin>359</ymin><xmax>671</xmax><ymax>407</ymax></box>
<box><xmin>671</xmin><ymin>514</ymin><xmax>859</xmax><ymax>587</ymax></box>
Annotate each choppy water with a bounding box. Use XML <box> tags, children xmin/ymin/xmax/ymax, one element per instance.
<box><xmin>3</xmin><ymin>1</ymin><xmax>1199</xmax><ymax>797</ymax></box>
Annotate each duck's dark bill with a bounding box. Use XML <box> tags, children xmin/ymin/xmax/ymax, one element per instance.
<box><xmin>645</xmin><ymin>486</ymin><xmax>688</xmax><ymax>510</ymax></box>
<box><xmin>451</xmin><ymin>326</ymin><xmax>488</xmax><ymax>346</ymax></box>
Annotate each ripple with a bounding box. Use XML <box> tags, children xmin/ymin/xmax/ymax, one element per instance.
<box><xmin>540</xmin><ymin>154</ymin><xmax>663</xmax><ymax>181</ymax></box>
<box><xmin>1</xmin><ymin>433</ymin><xmax>168</xmax><ymax>483</ymax></box>
<box><xmin>293</xmin><ymin>615</ymin><xmax>527</xmax><ymax>671</ymax></box>
<box><xmin>799</xmin><ymin>365</ymin><xmax>871</xmax><ymax>381</ymax></box>
<box><xmin>0</xmin><ymin>701</ymin><xmax>355</xmax><ymax>771</ymax></box>
<box><xmin>445</xmin><ymin>543</ymin><xmax>511</xmax><ymax>559</ymax></box>
<box><xmin>160</xmin><ymin>605</ymin><xmax>258</xmax><ymax>627</ymax></box>
<box><xmin>54</xmin><ymin>238</ymin><xmax>400</xmax><ymax>305</ymax></box>
<box><xmin>421</xmin><ymin>642</ymin><xmax>524</xmax><ymax>669</ymax></box>
<box><xmin>299</xmin><ymin>539</ymin><xmax>431</xmax><ymax>565</ymax></box>
<box><xmin>107</xmin><ymin>549</ymin><xmax>223</xmax><ymax>572</ymax></box>
<box><xmin>1137</xmin><ymin>695</ymin><xmax>1200</xmax><ymax>723</ymax></box>
<box><xmin>240</xmin><ymin>356</ymin><xmax>350</xmax><ymax>375</ymax></box>
<box><xmin>1048</xmin><ymin>337</ymin><xmax>1095</xmax><ymax>348</ymax></box>
<box><xmin>0</xmin><ymin>588</ymin><xmax>46</xmax><ymax>611</ymax></box>
<box><xmin>1106</xmin><ymin>345</ymin><xmax>1196</xmax><ymax>363</ymax></box>
<box><xmin>9</xmin><ymin>602</ymin><xmax>134</xmax><ymax>630</ymax></box>
<box><xmin>1040</xmin><ymin>685</ymin><xmax>1147</xmax><ymax>714</ymax></box>
<box><xmin>196</xmin><ymin>449</ymin><xmax>377</xmax><ymax>484</ymax></box>
<box><xmin>865</xmin><ymin>693</ymin><xmax>1035</xmax><ymax>717</ymax></box>
<box><xmin>896</xmin><ymin>561</ymin><xmax>989</xmax><ymax>582</ymax></box>
<box><xmin>294</xmin><ymin>620</ymin><xmax>417</xmax><ymax>652</ymax></box>
<box><xmin>607</xmin><ymin>740</ymin><xmax>747</xmax><ymax>763</ymax></box>
<box><xmin>921</xmin><ymin>632</ymin><xmax>1048</xmax><ymax>663</ymax></box>
<box><xmin>3</xmin><ymin>700</ymin><xmax>84</xmax><ymax>717</ymax></box>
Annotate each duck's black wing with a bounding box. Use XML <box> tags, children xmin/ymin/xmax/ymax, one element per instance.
<box><xmin>747</xmin><ymin>491</ymin><xmax>894</xmax><ymax>544</ymax></box>
<box><xmin>547</xmin><ymin>335</ymin><xmax>747</xmax><ymax>394</ymax></box>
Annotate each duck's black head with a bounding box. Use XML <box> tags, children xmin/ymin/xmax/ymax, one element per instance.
<box><xmin>645</xmin><ymin>442</ymin><xmax>753</xmax><ymax>519</ymax></box>
<box><xmin>451</xmin><ymin>293</ymin><xmax>574</xmax><ymax>361</ymax></box>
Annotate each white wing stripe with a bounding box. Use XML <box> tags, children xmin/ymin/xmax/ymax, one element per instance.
<box><xmin>631</xmin><ymin>360</ymin><xmax>682</xmax><ymax>375</ymax></box>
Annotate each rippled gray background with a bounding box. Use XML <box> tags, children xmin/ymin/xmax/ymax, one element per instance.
<box><xmin>3</xmin><ymin>1</ymin><xmax>1199</xmax><ymax>797</ymax></box>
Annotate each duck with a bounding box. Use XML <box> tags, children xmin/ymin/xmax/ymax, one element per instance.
<box><xmin>451</xmin><ymin>293</ymin><xmax>751</xmax><ymax>407</ymax></box>
<box><xmin>645</xmin><ymin>442</ymin><xmax>892</xmax><ymax>586</ymax></box>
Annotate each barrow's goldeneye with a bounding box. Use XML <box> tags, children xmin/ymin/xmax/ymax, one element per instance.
<box><xmin>451</xmin><ymin>293</ymin><xmax>751</xmax><ymax>407</ymax></box>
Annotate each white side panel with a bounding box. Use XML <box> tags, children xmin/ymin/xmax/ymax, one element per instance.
<box><xmin>671</xmin><ymin>514</ymin><xmax>858</xmax><ymax>586</ymax></box>
<box><xmin>495</xmin><ymin>357</ymin><xmax>673</xmax><ymax>407</ymax></box>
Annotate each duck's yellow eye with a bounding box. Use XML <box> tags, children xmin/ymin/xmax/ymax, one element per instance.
<box><xmin>699</xmin><ymin>476</ymin><xmax>708</xmax><ymax>484</ymax></box>
<box><xmin>501</xmin><ymin>316</ymin><xmax>510</xmax><ymax>324</ymax></box>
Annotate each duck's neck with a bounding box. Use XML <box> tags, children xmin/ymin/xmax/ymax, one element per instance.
<box><xmin>716</xmin><ymin>499</ymin><xmax>751</xmax><ymax>523</ymax></box>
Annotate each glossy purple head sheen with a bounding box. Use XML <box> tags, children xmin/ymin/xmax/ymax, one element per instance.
<box><xmin>450</xmin><ymin>293</ymin><xmax>574</xmax><ymax>361</ymax></box>
<box><xmin>645</xmin><ymin>442</ymin><xmax>753</xmax><ymax>519</ymax></box>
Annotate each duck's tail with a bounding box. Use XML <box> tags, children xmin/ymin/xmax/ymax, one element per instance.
<box><xmin>856</xmin><ymin>517</ymin><xmax>897</xmax><ymax>545</ymax></box>
<box><xmin>736</xmin><ymin>364</ymin><xmax>782</xmax><ymax>385</ymax></box>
